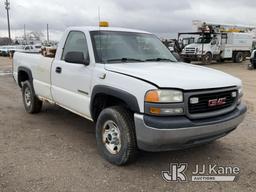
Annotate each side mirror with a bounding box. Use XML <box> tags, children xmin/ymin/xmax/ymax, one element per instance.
<box><xmin>64</xmin><ymin>51</ymin><xmax>89</xmax><ymax>65</ymax></box>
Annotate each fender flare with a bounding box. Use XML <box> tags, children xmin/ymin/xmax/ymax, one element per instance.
<box><xmin>90</xmin><ymin>85</ymin><xmax>140</xmax><ymax>119</ymax></box>
<box><xmin>17</xmin><ymin>66</ymin><xmax>33</xmax><ymax>88</ymax></box>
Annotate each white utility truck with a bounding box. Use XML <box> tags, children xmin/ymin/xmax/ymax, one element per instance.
<box><xmin>181</xmin><ymin>21</ymin><xmax>254</xmax><ymax>64</ymax></box>
<box><xmin>13</xmin><ymin>25</ymin><xmax>246</xmax><ymax>165</ymax></box>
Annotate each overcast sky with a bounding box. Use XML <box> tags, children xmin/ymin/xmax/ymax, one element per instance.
<box><xmin>0</xmin><ymin>0</ymin><xmax>256</xmax><ymax>40</ymax></box>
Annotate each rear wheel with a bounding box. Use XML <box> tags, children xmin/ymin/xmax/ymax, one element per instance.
<box><xmin>96</xmin><ymin>106</ymin><xmax>138</xmax><ymax>165</ymax></box>
<box><xmin>22</xmin><ymin>81</ymin><xmax>42</xmax><ymax>113</ymax></box>
<box><xmin>234</xmin><ymin>52</ymin><xmax>244</xmax><ymax>63</ymax></box>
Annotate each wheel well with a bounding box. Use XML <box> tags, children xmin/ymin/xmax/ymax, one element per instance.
<box><xmin>91</xmin><ymin>94</ymin><xmax>130</xmax><ymax>121</ymax></box>
<box><xmin>233</xmin><ymin>51</ymin><xmax>250</xmax><ymax>57</ymax></box>
<box><xmin>206</xmin><ymin>51</ymin><xmax>212</xmax><ymax>56</ymax></box>
<box><xmin>18</xmin><ymin>70</ymin><xmax>30</xmax><ymax>87</ymax></box>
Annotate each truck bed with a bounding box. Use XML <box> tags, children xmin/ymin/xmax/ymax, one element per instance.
<box><xmin>13</xmin><ymin>52</ymin><xmax>54</xmax><ymax>100</ymax></box>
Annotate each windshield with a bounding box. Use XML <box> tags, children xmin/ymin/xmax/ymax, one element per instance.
<box><xmin>196</xmin><ymin>37</ymin><xmax>212</xmax><ymax>44</ymax></box>
<box><xmin>90</xmin><ymin>31</ymin><xmax>177</xmax><ymax>63</ymax></box>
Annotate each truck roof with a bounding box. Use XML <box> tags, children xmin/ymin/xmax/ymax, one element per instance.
<box><xmin>66</xmin><ymin>26</ymin><xmax>151</xmax><ymax>34</ymax></box>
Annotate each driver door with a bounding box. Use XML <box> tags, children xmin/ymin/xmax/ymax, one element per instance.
<box><xmin>211</xmin><ymin>38</ymin><xmax>221</xmax><ymax>55</ymax></box>
<box><xmin>51</xmin><ymin>31</ymin><xmax>93</xmax><ymax>119</ymax></box>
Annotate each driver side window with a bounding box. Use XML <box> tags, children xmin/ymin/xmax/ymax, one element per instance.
<box><xmin>62</xmin><ymin>31</ymin><xmax>89</xmax><ymax>62</ymax></box>
<box><xmin>211</xmin><ymin>38</ymin><xmax>218</xmax><ymax>45</ymax></box>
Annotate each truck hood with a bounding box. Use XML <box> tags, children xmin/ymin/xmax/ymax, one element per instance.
<box><xmin>185</xmin><ymin>43</ymin><xmax>210</xmax><ymax>50</ymax></box>
<box><xmin>105</xmin><ymin>62</ymin><xmax>241</xmax><ymax>90</ymax></box>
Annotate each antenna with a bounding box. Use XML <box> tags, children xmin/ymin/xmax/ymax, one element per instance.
<box><xmin>24</xmin><ymin>24</ymin><xmax>27</xmax><ymax>45</ymax></box>
<box><xmin>98</xmin><ymin>6</ymin><xmax>101</xmax><ymax>27</ymax></box>
<box><xmin>47</xmin><ymin>24</ymin><xmax>49</xmax><ymax>44</ymax></box>
<box><xmin>98</xmin><ymin>6</ymin><xmax>103</xmax><ymax>63</ymax></box>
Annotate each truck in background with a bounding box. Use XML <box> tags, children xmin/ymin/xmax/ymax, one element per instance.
<box><xmin>181</xmin><ymin>21</ymin><xmax>256</xmax><ymax>64</ymax></box>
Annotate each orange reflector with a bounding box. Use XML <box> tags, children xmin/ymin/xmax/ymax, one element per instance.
<box><xmin>99</xmin><ymin>21</ymin><xmax>109</xmax><ymax>27</ymax></box>
<box><xmin>149</xmin><ymin>107</ymin><xmax>161</xmax><ymax>114</ymax></box>
<box><xmin>145</xmin><ymin>91</ymin><xmax>159</xmax><ymax>102</ymax></box>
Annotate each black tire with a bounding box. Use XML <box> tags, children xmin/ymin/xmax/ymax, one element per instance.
<box><xmin>96</xmin><ymin>106</ymin><xmax>138</xmax><ymax>165</ymax></box>
<box><xmin>22</xmin><ymin>80</ymin><xmax>42</xmax><ymax>113</ymax></box>
<box><xmin>234</xmin><ymin>52</ymin><xmax>244</xmax><ymax>63</ymax></box>
<box><xmin>202</xmin><ymin>52</ymin><xmax>212</xmax><ymax>65</ymax></box>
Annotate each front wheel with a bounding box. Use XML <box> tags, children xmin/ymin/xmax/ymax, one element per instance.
<box><xmin>96</xmin><ymin>106</ymin><xmax>138</xmax><ymax>165</ymax></box>
<box><xmin>22</xmin><ymin>80</ymin><xmax>42</xmax><ymax>113</ymax></box>
<box><xmin>202</xmin><ymin>52</ymin><xmax>212</xmax><ymax>65</ymax></box>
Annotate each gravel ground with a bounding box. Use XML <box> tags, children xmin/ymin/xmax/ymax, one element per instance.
<box><xmin>0</xmin><ymin>57</ymin><xmax>255</xmax><ymax>192</ymax></box>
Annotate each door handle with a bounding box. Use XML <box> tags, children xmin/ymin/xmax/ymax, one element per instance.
<box><xmin>55</xmin><ymin>67</ymin><xmax>62</xmax><ymax>73</ymax></box>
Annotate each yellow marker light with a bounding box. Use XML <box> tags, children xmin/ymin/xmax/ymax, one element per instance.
<box><xmin>99</xmin><ymin>21</ymin><xmax>109</xmax><ymax>27</ymax></box>
<box><xmin>149</xmin><ymin>107</ymin><xmax>161</xmax><ymax>115</ymax></box>
<box><xmin>145</xmin><ymin>90</ymin><xmax>159</xmax><ymax>103</ymax></box>
<box><xmin>149</xmin><ymin>107</ymin><xmax>184</xmax><ymax>115</ymax></box>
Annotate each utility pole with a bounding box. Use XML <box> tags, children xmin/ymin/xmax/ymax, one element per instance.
<box><xmin>5</xmin><ymin>0</ymin><xmax>11</xmax><ymax>44</ymax></box>
<box><xmin>46</xmin><ymin>24</ymin><xmax>49</xmax><ymax>43</ymax></box>
<box><xmin>24</xmin><ymin>24</ymin><xmax>27</xmax><ymax>44</ymax></box>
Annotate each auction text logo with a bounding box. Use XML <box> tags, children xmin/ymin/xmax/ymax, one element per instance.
<box><xmin>162</xmin><ymin>163</ymin><xmax>240</xmax><ymax>182</ymax></box>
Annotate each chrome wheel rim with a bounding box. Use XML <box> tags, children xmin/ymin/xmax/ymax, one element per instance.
<box><xmin>24</xmin><ymin>87</ymin><xmax>32</xmax><ymax>107</ymax></box>
<box><xmin>102</xmin><ymin>120</ymin><xmax>121</xmax><ymax>154</ymax></box>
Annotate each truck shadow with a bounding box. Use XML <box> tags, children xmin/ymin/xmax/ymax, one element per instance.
<box><xmin>137</xmin><ymin>142</ymin><xmax>224</xmax><ymax>165</ymax></box>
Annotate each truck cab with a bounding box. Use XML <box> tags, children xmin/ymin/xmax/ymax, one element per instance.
<box><xmin>181</xmin><ymin>34</ymin><xmax>221</xmax><ymax>64</ymax></box>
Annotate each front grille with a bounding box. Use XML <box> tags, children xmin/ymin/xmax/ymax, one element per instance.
<box><xmin>185</xmin><ymin>48</ymin><xmax>196</xmax><ymax>54</ymax></box>
<box><xmin>188</xmin><ymin>90</ymin><xmax>237</xmax><ymax>114</ymax></box>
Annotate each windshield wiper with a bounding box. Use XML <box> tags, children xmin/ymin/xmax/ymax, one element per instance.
<box><xmin>145</xmin><ymin>58</ymin><xmax>175</xmax><ymax>62</ymax></box>
<box><xmin>106</xmin><ymin>58</ymin><xmax>145</xmax><ymax>63</ymax></box>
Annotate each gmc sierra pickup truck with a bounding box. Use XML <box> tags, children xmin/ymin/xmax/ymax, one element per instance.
<box><xmin>13</xmin><ymin>26</ymin><xmax>246</xmax><ymax>165</ymax></box>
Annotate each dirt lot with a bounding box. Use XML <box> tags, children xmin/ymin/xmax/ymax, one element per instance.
<box><xmin>0</xmin><ymin>57</ymin><xmax>255</xmax><ymax>192</ymax></box>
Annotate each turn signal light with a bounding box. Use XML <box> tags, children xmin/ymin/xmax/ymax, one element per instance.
<box><xmin>145</xmin><ymin>91</ymin><xmax>159</xmax><ymax>103</ymax></box>
<box><xmin>149</xmin><ymin>107</ymin><xmax>184</xmax><ymax>115</ymax></box>
<box><xmin>149</xmin><ymin>107</ymin><xmax>161</xmax><ymax>115</ymax></box>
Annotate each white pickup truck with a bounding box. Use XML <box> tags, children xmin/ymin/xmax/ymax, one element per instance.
<box><xmin>13</xmin><ymin>26</ymin><xmax>246</xmax><ymax>165</ymax></box>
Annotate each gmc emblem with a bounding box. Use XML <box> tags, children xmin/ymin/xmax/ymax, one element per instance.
<box><xmin>208</xmin><ymin>97</ymin><xmax>226</xmax><ymax>107</ymax></box>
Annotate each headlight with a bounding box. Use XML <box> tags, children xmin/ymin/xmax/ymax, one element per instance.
<box><xmin>238</xmin><ymin>87</ymin><xmax>243</xmax><ymax>96</ymax></box>
<box><xmin>237</xmin><ymin>87</ymin><xmax>243</xmax><ymax>105</ymax></box>
<box><xmin>145</xmin><ymin>90</ymin><xmax>184</xmax><ymax>116</ymax></box>
<box><xmin>145</xmin><ymin>89</ymin><xmax>183</xmax><ymax>103</ymax></box>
